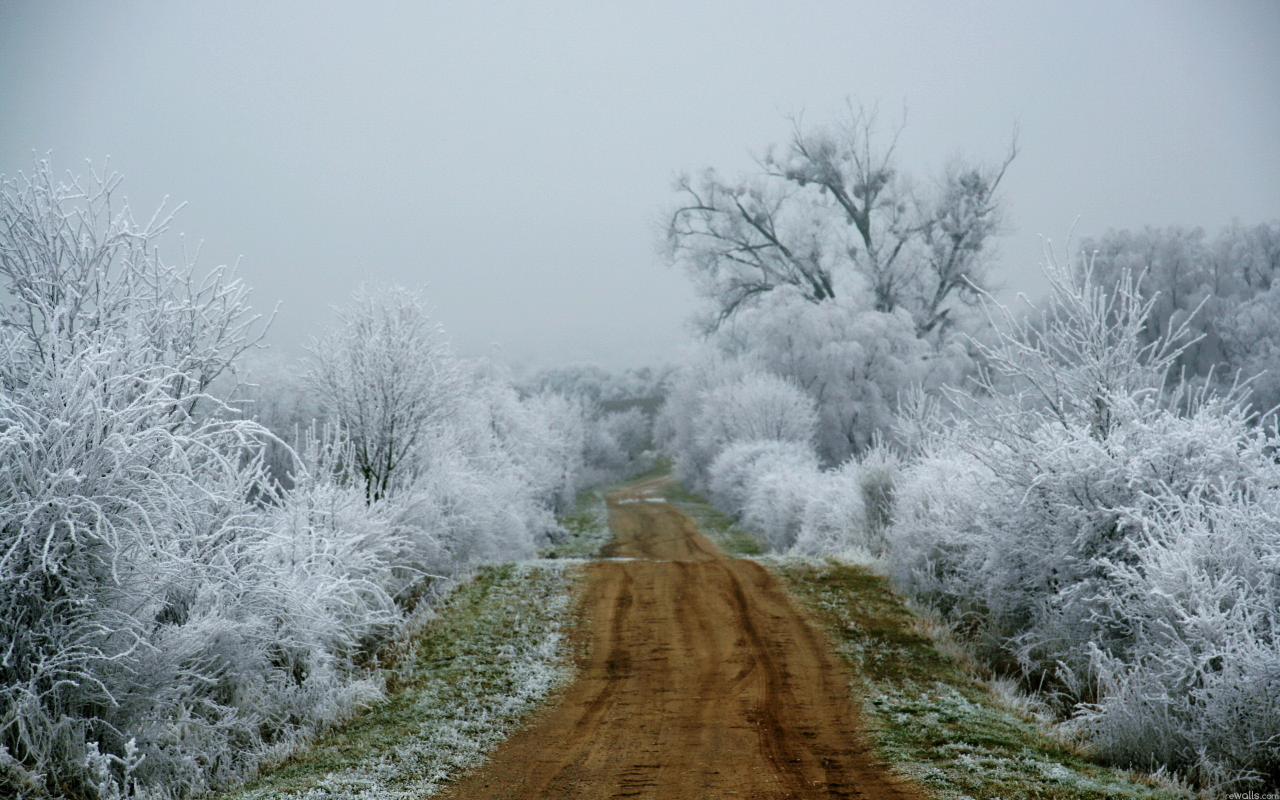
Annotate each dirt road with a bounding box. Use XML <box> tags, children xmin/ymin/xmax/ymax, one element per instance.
<box><xmin>443</xmin><ymin>477</ymin><xmax>924</xmax><ymax>800</ymax></box>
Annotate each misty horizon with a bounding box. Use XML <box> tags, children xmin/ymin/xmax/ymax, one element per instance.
<box><xmin>3</xmin><ymin>1</ymin><xmax>1278</xmax><ymax>371</ymax></box>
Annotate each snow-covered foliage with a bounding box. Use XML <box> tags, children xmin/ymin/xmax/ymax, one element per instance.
<box><xmin>307</xmin><ymin>285</ymin><xmax>463</xmax><ymax>503</ymax></box>
<box><xmin>516</xmin><ymin>364</ymin><xmax>663</xmax><ymax>486</ymax></box>
<box><xmin>0</xmin><ymin>164</ymin><xmax>592</xmax><ymax>799</ymax></box>
<box><xmin>712</xmin><ymin>288</ymin><xmax>944</xmax><ymax>462</ymax></box>
<box><xmin>581</xmin><ymin>406</ymin><xmax>652</xmax><ymax>485</ymax></box>
<box><xmin>655</xmin><ymin>352</ymin><xmax>766</xmax><ymax>491</ymax></box>
<box><xmin>655</xmin><ymin>353</ymin><xmax>817</xmax><ymax>492</ymax></box>
<box><xmin>518</xmin><ymin>363</ymin><xmax>673</xmax><ymax>404</ymax></box>
<box><xmin>707</xmin><ymin>440</ymin><xmax>818</xmax><ymax>523</ymax></box>
<box><xmin>228</xmin><ymin>355</ymin><xmax>319</xmax><ymax>491</ymax></box>
<box><xmin>1072</xmin><ymin>495</ymin><xmax>1280</xmax><ymax>787</ymax></box>
<box><xmin>664</xmin><ymin>105</ymin><xmax>1014</xmax><ymax>340</ymax></box>
<box><xmin>696</xmin><ymin>370</ymin><xmax>819</xmax><ymax>454</ymax></box>
<box><xmin>1082</xmin><ymin>221</ymin><xmax>1280</xmax><ymax>413</ymax></box>
<box><xmin>884</xmin><ymin>253</ymin><xmax>1280</xmax><ymax>788</ymax></box>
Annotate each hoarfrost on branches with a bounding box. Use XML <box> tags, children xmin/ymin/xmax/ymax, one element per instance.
<box><xmin>0</xmin><ymin>163</ymin><xmax>595</xmax><ymax>798</ymax></box>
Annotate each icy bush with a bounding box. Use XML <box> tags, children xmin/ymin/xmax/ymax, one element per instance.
<box><xmin>739</xmin><ymin>457</ymin><xmax>821</xmax><ymax>551</ymax></box>
<box><xmin>0</xmin><ymin>161</ymin><xmax>262</xmax><ymax>403</ymax></box>
<box><xmin>656</xmin><ymin>353</ymin><xmax>817</xmax><ymax>492</ymax></box>
<box><xmin>707</xmin><ymin>440</ymin><xmax>819</xmax><ymax>521</ymax></box>
<box><xmin>886</xmin><ymin>250</ymin><xmax>1280</xmax><ymax>787</ymax></box>
<box><xmin>1073</xmin><ymin>496</ymin><xmax>1280</xmax><ymax>786</ymax></box>
<box><xmin>654</xmin><ymin>351</ymin><xmax>763</xmax><ymax>491</ymax></box>
<box><xmin>789</xmin><ymin>461</ymin><xmax>866</xmax><ymax>556</ymax></box>
<box><xmin>307</xmin><ymin>284</ymin><xmax>463</xmax><ymax>503</ymax></box>
<box><xmin>0</xmin><ymin>164</ymin><xmax>591</xmax><ymax>798</ymax></box>
<box><xmin>886</xmin><ymin>442</ymin><xmax>992</xmax><ymax>620</ymax></box>
<box><xmin>713</xmin><ymin>289</ymin><xmax>937</xmax><ymax>463</ymax></box>
<box><xmin>0</xmin><ymin>346</ymin><xmax>399</xmax><ymax>798</ymax></box>
<box><xmin>696</xmin><ymin>371</ymin><xmax>818</xmax><ymax>457</ymax></box>
<box><xmin>788</xmin><ymin>445</ymin><xmax>903</xmax><ymax>559</ymax></box>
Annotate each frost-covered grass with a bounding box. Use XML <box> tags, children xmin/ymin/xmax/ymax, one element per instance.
<box><xmin>218</xmin><ymin>561</ymin><xmax>582</xmax><ymax>800</ymax></box>
<box><xmin>656</xmin><ymin>479</ymin><xmax>765</xmax><ymax>556</ymax></box>
<box><xmin>770</xmin><ymin>558</ymin><xmax>1187</xmax><ymax>800</ymax></box>
<box><xmin>542</xmin><ymin>487</ymin><xmax>612</xmax><ymax>559</ymax></box>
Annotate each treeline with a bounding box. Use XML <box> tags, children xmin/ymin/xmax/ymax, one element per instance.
<box><xmin>0</xmin><ymin>163</ymin><xmax>651</xmax><ymax>799</ymax></box>
<box><xmin>657</xmin><ymin>108</ymin><xmax>1280</xmax><ymax>790</ymax></box>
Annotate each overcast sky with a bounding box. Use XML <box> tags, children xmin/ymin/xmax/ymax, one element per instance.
<box><xmin>2</xmin><ymin>1</ymin><xmax>1278</xmax><ymax>372</ymax></box>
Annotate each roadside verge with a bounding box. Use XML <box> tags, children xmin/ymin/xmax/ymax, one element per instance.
<box><xmin>219</xmin><ymin>561</ymin><xmax>582</xmax><ymax>800</ymax></box>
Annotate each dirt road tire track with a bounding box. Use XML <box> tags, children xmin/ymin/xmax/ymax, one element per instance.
<box><xmin>442</xmin><ymin>478</ymin><xmax>925</xmax><ymax>799</ymax></box>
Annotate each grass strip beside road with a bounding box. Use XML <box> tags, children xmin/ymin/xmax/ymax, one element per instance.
<box><xmin>655</xmin><ymin>479</ymin><xmax>765</xmax><ymax>556</ymax></box>
<box><xmin>542</xmin><ymin>486</ymin><xmax>612</xmax><ymax>559</ymax></box>
<box><xmin>221</xmin><ymin>561</ymin><xmax>582</xmax><ymax>800</ymax></box>
<box><xmin>771</xmin><ymin>558</ymin><xmax>1186</xmax><ymax>800</ymax></box>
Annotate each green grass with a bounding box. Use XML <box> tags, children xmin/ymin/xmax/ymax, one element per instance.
<box><xmin>769</xmin><ymin>558</ymin><xmax>1187</xmax><ymax>800</ymax></box>
<box><xmin>655</xmin><ymin>479</ymin><xmax>765</xmax><ymax>556</ymax></box>
<box><xmin>219</xmin><ymin>561</ymin><xmax>582</xmax><ymax>800</ymax></box>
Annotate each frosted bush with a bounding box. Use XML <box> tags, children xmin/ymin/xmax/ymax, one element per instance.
<box><xmin>307</xmin><ymin>284</ymin><xmax>462</xmax><ymax>503</ymax></box>
<box><xmin>853</xmin><ymin>441</ymin><xmax>900</xmax><ymax>544</ymax></box>
<box><xmin>740</xmin><ymin>464</ymin><xmax>819</xmax><ymax>551</ymax></box>
<box><xmin>887</xmin><ymin>443</ymin><xmax>993</xmax><ymax>620</ymax></box>
<box><xmin>703</xmin><ymin>439</ymin><xmax>822</xmax><ymax>552</ymax></box>
<box><xmin>0</xmin><ymin>161</ymin><xmax>262</xmax><ymax>399</ymax></box>
<box><xmin>713</xmin><ymin>289</ymin><xmax>936</xmax><ymax>463</ymax></box>
<box><xmin>654</xmin><ymin>352</ymin><xmax>763</xmax><ymax>491</ymax></box>
<box><xmin>783</xmin><ymin>442</ymin><xmax>902</xmax><ymax>558</ymax></box>
<box><xmin>707</xmin><ymin>439</ymin><xmax>819</xmax><ymax>520</ymax></box>
<box><xmin>1071</xmin><ymin>497</ymin><xmax>1280</xmax><ymax>786</ymax></box>
<box><xmin>0</xmin><ymin>165</ymin><xmax>593</xmax><ymax>798</ymax></box>
<box><xmin>791</xmin><ymin>460</ymin><xmax>867</xmax><ymax>557</ymax></box>
<box><xmin>695</xmin><ymin>370</ymin><xmax>817</xmax><ymax>459</ymax></box>
<box><xmin>0</xmin><ymin>346</ymin><xmax>333</xmax><ymax>796</ymax></box>
<box><xmin>885</xmin><ymin>250</ymin><xmax>1280</xmax><ymax>786</ymax></box>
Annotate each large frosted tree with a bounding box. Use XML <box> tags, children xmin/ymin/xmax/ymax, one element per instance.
<box><xmin>664</xmin><ymin>105</ymin><xmax>1016</xmax><ymax>339</ymax></box>
<box><xmin>661</xmin><ymin>106</ymin><xmax>1012</xmax><ymax>457</ymax></box>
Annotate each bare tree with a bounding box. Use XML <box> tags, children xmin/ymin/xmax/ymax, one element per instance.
<box><xmin>665</xmin><ymin>105</ymin><xmax>1015</xmax><ymax>338</ymax></box>
<box><xmin>307</xmin><ymin>284</ymin><xmax>462</xmax><ymax>502</ymax></box>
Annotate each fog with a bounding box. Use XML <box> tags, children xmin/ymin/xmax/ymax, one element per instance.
<box><xmin>2</xmin><ymin>0</ymin><xmax>1277</xmax><ymax>370</ymax></box>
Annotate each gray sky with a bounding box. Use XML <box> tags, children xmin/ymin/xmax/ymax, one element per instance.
<box><xmin>2</xmin><ymin>1</ymin><xmax>1278</xmax><ymax>372</ymax></box>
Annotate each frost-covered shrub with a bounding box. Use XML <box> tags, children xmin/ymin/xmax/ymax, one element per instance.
<box><xmin>0</xmin><ymin>161</ymin><xmax>260</xmax><ymax>399</ymax></box>
<box><xmin>789</xmin><ymin>462</ymin><xmax>865</xmax><ymax>556</ymax></box>
<box><xmin>790</xmin><ymin>451</ymin><xmax>901</xmax><ymax>559</ymax></box>
<box><xmin>0</xmin><ymin>347</ymin><xmax>268</xmax><ymax>796</ymax></box>
<box><xmin>853</xmin><ymin>441</ymin><xmax>900</xmax><ymax>543</ymax></box>
<box><xmin>886</xmin><ymin>251</ymin><xmax>1280</xmax><ymax>787</ymax></box>
<box><xmin>1072</xmin><ymin>496</ymin><xmax>1280</xmax><ymax>786</ymax></box>
<box><xmin>655</xmin><ymin>353</ymin><xmax>785</xmax><ymax>491</ymax></box>
<box><xmin>0</xmin><ymin>346</ymin><xmax>403</xmax><ymax>798</ymax></box>
<box><xmin>470</xmin><ymin>370</ymin><xmax>586</xmax><ymax>518</ymax></box>
<box><xmin>0</xmin><ymin>164</ymin><xmax>591</xmax><ymax>798</ymax></box>
<box><xmin>707</xmin><ymin>439</ymin><xmax>818</xmax><ymax>520</ymax></box>
<box><xmin>737</xmin><ymin>454</ymin><xmax>821</xmax><ymax>551</ymax></box>
<box><xmin>696</xmin><ymin>370</ymin><xmax>817</xmax><ymax>456</ymax></box>
<box><xmin>713</xmin><ymin>289</ymin><xmax>937</xmax><ymax>463</ymax></box>
<box><xmin>307</xmin><ymin>284</ymin><xmax>462</xmax><ymax>503</ymax></box>
<box><xmin>887</xmin><ymin>442</ymin><xmax>993</xmax><ymax>620</ymax></box>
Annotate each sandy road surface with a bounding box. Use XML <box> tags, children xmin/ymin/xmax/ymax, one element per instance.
<box><xmin>442</xmin><ymin>477</ymin><xmax>924</xmax><ymax>800</ymax></box>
